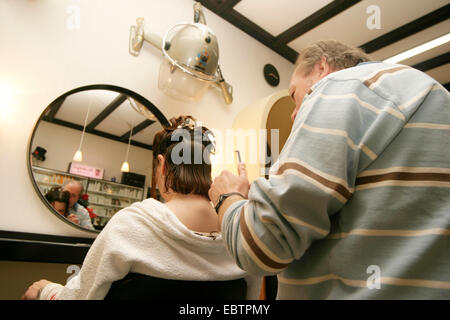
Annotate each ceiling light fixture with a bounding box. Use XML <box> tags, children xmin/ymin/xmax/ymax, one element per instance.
<box><xmin>73</xmin><ymin>101</ymin><xmax>92</xmax><ymax>162</ymax></box>
<box><xmin>121</xmin><ymin>121</ymin><xmax>133</xmax><ymax>173</ymax></box>
<box><xmin>128</xmin><ymin>97</ymin><xmax>156</xmax><ymax>121</ymax></box>
<box><xmin>383</xmin><ymin>33</ymin><xmax>450</xmax><ymax>64</ymax></box>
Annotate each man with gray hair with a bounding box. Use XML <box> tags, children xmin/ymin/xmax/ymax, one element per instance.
<box><xmin>209</xmin><ymin>40</ymin><xmax>450</xmax><ymax>299</ymax></box>
<box><xmin>63</xmin><ymin>180</ymin><xmax>95</xmax><ymax>230</ymax></box>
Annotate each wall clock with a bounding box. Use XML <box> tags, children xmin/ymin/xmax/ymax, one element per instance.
<box><xmin>263</xmin><ymin>64</ymin><xmax>280</xmax><ymax>87</ymax></box>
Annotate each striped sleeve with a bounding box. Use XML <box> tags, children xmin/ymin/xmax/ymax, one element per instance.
<box><xmin>222</xmin><ymin>76</ymin><xmax>411</xmax><ymax>276</ymax></box>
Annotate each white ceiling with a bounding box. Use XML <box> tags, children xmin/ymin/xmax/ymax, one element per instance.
<box><xmin>287</xmin><ymin>0</ymin><xmax>448</xmax><ymax>51</ymax></box>
<box><xmin>95</xmin><ymin>100</ymin><xmax>149</xmax><ymax>135</ymax></box>
<box><xmin>132</xmin><ymin>121</ymin><xmax>163</xmax><ymax>145</ymax></box>
<box><xmin>202</xmin><ymin>0</ymin><xmax>449</xmax><ymax>87</ymax></box>
<box><xmin>234</xmin><ymin>0</ymin><xmax>334</xmax><ymax>37</ymax></box>
<box><xmin>57</xmin><ymin>90</ymin><xmax>119</xmax><ymax>127</ymax></box>
<box><xmin>50</xmin><ymin>89</ymin><xmax>163</xmax><ymax>148</ymax></box>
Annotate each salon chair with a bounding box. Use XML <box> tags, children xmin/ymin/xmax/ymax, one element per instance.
<box><xmin>104</xmin><ymin>273</ymin><xmax>247</xmax><ymax>300</ymax></box>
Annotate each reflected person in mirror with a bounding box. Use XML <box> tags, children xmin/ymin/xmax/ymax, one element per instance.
<box><xmin>62</xmin><ymin>180</ymin><xmax>95</xmax><ymax>230</ymax></box>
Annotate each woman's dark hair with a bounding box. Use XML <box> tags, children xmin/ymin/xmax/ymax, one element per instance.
<box><xmin>151</xmin><ymin>115</ymin><xmax>215</xmax><ymax>199</ymax></box>
<box><xmin>45</xmin><ymin>188</ymin><xmax>70</xmax><ymax>216</ymax></box>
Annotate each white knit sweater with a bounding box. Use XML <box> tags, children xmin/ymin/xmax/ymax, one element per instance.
<box><xmin>40</xmin><ymin>198</ymin><xmax>261</xmax><ymax>300</ymax></box>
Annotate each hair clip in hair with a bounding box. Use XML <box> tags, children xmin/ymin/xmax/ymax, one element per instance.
<box><xmin>206</xmin><ymin>132</ymin><xmax>216</xmax><ymax>155</ymax></box>
<box><xmin>177</xmin><ymin>117</ymin><xmax>196</xmax><ymax>130</ymax></box>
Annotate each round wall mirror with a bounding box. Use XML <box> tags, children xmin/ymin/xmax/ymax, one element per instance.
<box><xmin>28</xmin><ymin>84</ymin><xmax>169</xmax><ymax>233</ymax></box>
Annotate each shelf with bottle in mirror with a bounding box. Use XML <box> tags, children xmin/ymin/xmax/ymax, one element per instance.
<box><xmin>90</xmin><ymin>205</ymin><xmax>117</xmax><ymax>229</ymax></box>
<box><xmin>32</xmin><ymin>166</ymin><xmax>89</xmax><ymax>195</ymax></box>
<box><xmin>87</xmin><ymin>180</ymin><xmax>143</xmax><ymax>201</ymax></box>
<box><xmin>86</xmin><ymin>178</ymin><xmax>144</xmax><ymax>228</ymax></box>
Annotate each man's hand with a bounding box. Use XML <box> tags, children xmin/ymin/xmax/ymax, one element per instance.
<box><xmin>67</xmin><ymin>214</ymin><xmax>80</xmax><ymax>225</ymax></box>
<box><xmin>209</xmin><ymin>163</ymin><xmax>250</xmax><ymax>206</ymax></box>
<box><xmin>21</xmin><ymin>279</ymin><xmax>51</xmax><ymax>300</ymax></box>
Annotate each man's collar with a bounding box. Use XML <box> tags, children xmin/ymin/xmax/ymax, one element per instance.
<box><xmin>306</xmin><ymin>61</ymin><xmax>381</xmax><ymax>96</ymax></box>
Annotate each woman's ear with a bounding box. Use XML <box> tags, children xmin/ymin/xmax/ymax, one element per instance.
<box><xmin>157</xmin><ymin>154</ymin><xmax>166</xmax><ymax>175</ymax></box>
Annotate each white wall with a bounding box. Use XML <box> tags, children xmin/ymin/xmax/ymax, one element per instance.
<box><xmin>0</xmin><ymin>0</ymin><xmax>295</xmax><ymax>238</ymax></box>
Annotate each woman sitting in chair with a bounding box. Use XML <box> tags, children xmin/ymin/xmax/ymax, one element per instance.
<box><xmin>22</xmin><ymin>116</ymin><xmax>260</xmax><ymax>300</ymax></box>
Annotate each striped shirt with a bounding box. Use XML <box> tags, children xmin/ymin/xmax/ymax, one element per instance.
<box><xmin>222</xmin><ymin>62</ymin><xmax>450</xmax><ymax>299</ymax></box>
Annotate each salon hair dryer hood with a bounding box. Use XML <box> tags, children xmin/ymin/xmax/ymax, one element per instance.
<box><xmin>158</xmin><ymin>23</ymin><xmax>223</xmax><ymax>102</ymax></box>
<box><xmin>128</xmin><ymin>2</ymin><xmax>233</xmax><ymax>104</ymax></box>
<box><xmin>163</xmin><ymin>23</ymin><xmax>220</xmax><ymax>80</ymax></box>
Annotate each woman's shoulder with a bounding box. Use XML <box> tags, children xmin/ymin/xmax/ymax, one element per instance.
<box><xmin>94</xmin><ymin>198</ymin><xmax>167</xmax><ymax>242</ymax></box>
<box><xmin>132</xmin><ymin>198</ymin><xmax>170</xmax><ymax>218</ymax></box>
<box><xmin>116</xmin><ymin>198</ymin><xmax>163</xmax><ymax>214</ymax></box>
<box><xmin>108</xmin><ymin>198</ymin><xmax>170</xmax><ymax>227</ymax></box>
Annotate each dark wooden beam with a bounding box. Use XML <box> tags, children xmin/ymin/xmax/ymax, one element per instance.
<box><xmin>360</xmin><ymin>4</ymin><xmax>450</xmax><ymax>54</ymax></box>
<box><xmin>44</xmin><ymin>96</ymin><xmax>65</xmax><ymax>121</ymax></box>
<box><xmin>218</xmin><ymin>0</ymin><xmax>241</xmax><ymax>13</ymax></box>
<box><xmin>275</xmin><ymin>0</ymin><xmax>362</xmax><ymax>45</ymax></box>
<box><xmin>198</xmin><ymin>0</ymin><xmax>241</xmax><ymax>15</ymax></box>
<box><xmin>85</xmin><ymin>94</ymin><xmax>127</xmax><ymax>132</ymax></box>
<box><xmin>412</xmin><ymin>52</ymin><xmax>450</xmax><ymax>72</ymax></box>
<box><xmin>120</xmin><ymin>119</ymin><xmax>156</xmax><ymax>141</ymax></box>
<box><xmin>43</xmin><ymin>118</ymin><xmax>153</xmax><ymax>151</ymax></box>
<box><xmin>198</xmin><ymin>0</ymin><xmax>298</xmax><ymax>63</ymax></box>
<box><xmin>89</xmin><ymin>129</ymin><xmax>152</xmax><ymax>151</ymax></box>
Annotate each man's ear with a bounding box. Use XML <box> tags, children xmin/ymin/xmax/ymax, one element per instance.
<box><xmin>316</xmin><ymin>56</ymin><xmax>334</xmax><ymax>79</ymax></box>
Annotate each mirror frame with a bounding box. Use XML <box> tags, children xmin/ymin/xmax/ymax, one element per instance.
<box><xmin>27</xmin><ymin>84</ymin><xmax>170</xmax><ymax>233</ymax></box>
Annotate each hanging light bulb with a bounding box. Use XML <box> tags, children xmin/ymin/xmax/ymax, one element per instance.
<box><xmin>73</xmin><ymin>149</ymin><xmax>83</xmax><ymax>162</ymax></box>
<box><xmin>73</xmin><ymin>101</ymin><xmax>92</xmax><ymax>162</ymax></box>
<box><xmin>128</xmin><ymin>97</ymin><xmax>156</xmax><ymax>121</ymax></box>
<box><xmin>121</xmin><ymin>161</ymin><xmax>130</xmax><ymax>172</ymax></box>
<box><xmin>121</xmin><ymin>121</ymin><xmax>133</xmax><ymax>172</ymax></box>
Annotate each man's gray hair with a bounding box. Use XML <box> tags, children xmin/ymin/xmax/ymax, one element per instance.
<box><xmin>62</xmin><ymin>179</ymin><xmax>84</xmax><ymax>195</ymax></box>
<box><xmin>296</xmin><ymin>39</ymin><xmax>372</xmax><ymax>76</ymax></box>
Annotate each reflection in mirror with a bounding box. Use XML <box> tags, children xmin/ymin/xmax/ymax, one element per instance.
<box><xmin>29</xmin><ymin>85</ymin><xmax>169</xmax><ymax>232</ymax></box>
